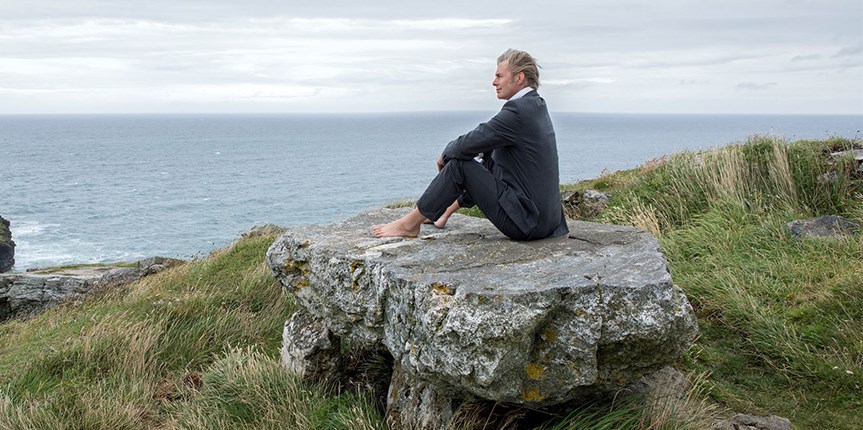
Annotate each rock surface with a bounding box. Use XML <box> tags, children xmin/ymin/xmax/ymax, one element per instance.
<box><xmin>831</xmin><ymin>148</ymin><xmax>863</xmax><ymax>175</ymax></box>
<box><xmin>786</xmin><ymin>215</ymin><xmax>860</xmax><ymax>238</ymax></box>
<box><xmin>0</xmin><ymin>256</ymin><xmax>184</xmax><ymax>321</ymax></box>
<box><xmin>713</xmin><ymin>413</ymin><xmax>792</xmax><ymax>430</ymax></box>
<box><xmin>267</xmin><ymin>208</ymin><xmax>698</xmax><ymax>426</ymax></box>
<box><xmin>0</xmin><ymin>216</ymin><xmax>14</xmax><ymax>273</ymax></box>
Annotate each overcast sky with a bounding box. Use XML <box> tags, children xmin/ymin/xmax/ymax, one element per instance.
<box><xmin>1</xmin><ymin>0</ymin><xmax>861</xmax><ymax>114</ymax></box>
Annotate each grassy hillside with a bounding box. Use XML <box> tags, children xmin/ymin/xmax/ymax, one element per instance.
<box><xmin>571</xmin><ymin>135</ymin><xmax>863</xmax><ymax>429</ymax></box>
<box><xmin>1</xmin><ymin>136</ymin><xmax>860</xmax><ymax>429</ymax></box>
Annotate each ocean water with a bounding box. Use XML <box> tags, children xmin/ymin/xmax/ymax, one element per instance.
<box><xmin>1</xmin><ymin>112</ymin><xmax>860</xmax><ymax>271</ymax></box>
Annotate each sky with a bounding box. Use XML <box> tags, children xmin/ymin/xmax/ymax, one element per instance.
<box><xmin>0</xmin><ymin>0</ymin><xmax>861</xmax><ymax>114</ymax></box>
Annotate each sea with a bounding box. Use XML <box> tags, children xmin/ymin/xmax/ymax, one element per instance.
<box><xmin>1</xmin><ymin>112</ymin><xmax>861</xmax><ymax>271</ymax></box>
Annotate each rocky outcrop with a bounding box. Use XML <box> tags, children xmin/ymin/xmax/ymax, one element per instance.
<box><xmin>561</xmin><ymin>189</ymin><xmax>610</xmax><ymax>219</ymax></box>
<box><xmin>267</xmin><ymin>208</ymin><xmax>698</xmax><ymax>429</ymax></box>
<box><xmin>0</xmin><ymin>216</ymin><xmax>14</xmax><ymax>273</ymax></box>
<box><xmin>786</xmin><ymin>215</ymin><xmax>860</xmax><ymax>239</ymax></box>
<box><xmin>0</xmin><ymin>256</ymin><xmax>184</xmax><ymax>321</ymax></box>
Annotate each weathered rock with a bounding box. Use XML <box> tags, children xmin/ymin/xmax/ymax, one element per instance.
<box><xmin>831</xmin><ymin>148</ymin><xmax>863</xmax><ymax>174</ymax></box>
<box><xmin>561</xmin><ymin>189</ymin><xmax>610</xmax><ymax>219</ymax></box>
<box><xmin>0</xmin><ymin>216</ymin><xmax>14</xmax><ymax>273</ymax></box>
<box><xmin>386</xmin><ymin>365</ymin><xmax>457</xmax><ymax>430</ymax></box>
<box><xmin>0</xmin><ymin>269</ymin><xmax>104</xmax><ymax>321</ymax></box>
<box><xmin>241</xmin><ymin>223</ymin><xmax>287</xmax><ymax>240</ymax></box>
<box><xmin>713</xmin><ymin>413</ymin><xmax>792</xmax><ymax>430</ymax></box>
<box><xmin>0</xmin><ymin>256</ymin><xmax>186</xmax><ymax>321</ymax></box>
<box><xmin>786</xmin><ymin>215</ymin><xmax>860</xmax><ymax>238</ymax></box>
<box><xmin>280</xmin><ymin>309</ymin><xmax>342</xmax><ymax>382</ymax></box>
<box><xmin>267</xmin><ymin>208</ymin><xmax>698</xmax><ymax>425</ymax></box>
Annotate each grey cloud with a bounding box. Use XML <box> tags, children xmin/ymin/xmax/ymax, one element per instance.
<box><xmin>835</xmin><ymin>45</ymin><xmax>863</xmax><ymax>57</ymax></box>
<box><xmin>736</xmin><ymin>82</ymin><xmax>778</xmax><ymax>90</ymax></box>
<box><xmin>0</xmin><ymin>0</ymin><xmax>860</xmax><ymax>114</ymax></box>
<box><xmin>792</xmin><ymin>54</ymin><xmax>822</xmax><ymax>61</ymax></box>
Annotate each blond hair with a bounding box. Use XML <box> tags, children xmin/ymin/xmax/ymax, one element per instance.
<box><xmin>497</xmin><ymin>49</ymin><xmax>540</xmax><ymax>89</ymax></box>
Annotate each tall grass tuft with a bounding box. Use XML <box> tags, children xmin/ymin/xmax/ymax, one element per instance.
<box><xmin>172</xmin><ymin>347</ymin><xmax>386</xmax><ymax>430</ymax></box>
<box><xmin>601</xmin><ymin>136</ymin><xmax>860</xmax><ymax>235</ymax></box>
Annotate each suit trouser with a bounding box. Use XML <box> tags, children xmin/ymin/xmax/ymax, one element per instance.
<box><xmin>416</xmin><ymin>158</ymin><xmax>527</xmax><ymax>240</ymax></box>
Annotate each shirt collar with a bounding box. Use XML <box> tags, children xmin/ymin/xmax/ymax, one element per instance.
<box><xmin>508</xmin><ymin>86</ymin><xmax>534</xmax><ymax>101</ymax></box>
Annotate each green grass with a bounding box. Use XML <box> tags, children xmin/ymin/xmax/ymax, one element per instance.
<box><xmin>0</xmin><ymin>232</ymin><xmax>383</xmax><ymax>429</ymax></box>
<box><xmin>1</xmin><ymin>136</ymin><xmax>860</xmax><ymax>429</ymax></box>
<box><xmin>581</xmin><ymin>136</ymin><xmax>863</xmax><ymax>429</ymax></box>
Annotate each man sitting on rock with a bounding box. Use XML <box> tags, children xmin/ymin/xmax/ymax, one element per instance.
<box><xmin>373</xmin><ymin>49</ymin><xmax>569</xmax><ymax>240</ymax></box>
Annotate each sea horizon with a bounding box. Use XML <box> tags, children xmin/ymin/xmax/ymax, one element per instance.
<box><xmin>2</xmin><ymin>112</ymin><xmax>861</xmax><ymax>271</ymax></box>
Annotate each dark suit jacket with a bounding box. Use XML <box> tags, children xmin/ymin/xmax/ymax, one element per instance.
<box><xmin>441</xmin><ymin>90</ymin><xmax>569</xmax><ymax>239</ymax></box>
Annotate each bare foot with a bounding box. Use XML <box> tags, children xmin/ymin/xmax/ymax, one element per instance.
<box><xmin>433</xmin><ymin>200</ymin><xmax>460</xmax><ymax>229</ymax></box>
<box><xmin>373</xmin><ymin>209</ymin><xmax>426</xmax><ymax>238</ymax></box>
<box><xmin>373</xmin><ymin>219</ymin><xmax>421</xmax><ymax>238</ymax></box>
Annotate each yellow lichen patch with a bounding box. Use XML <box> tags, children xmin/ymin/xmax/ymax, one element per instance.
<box><xmin>300</xmin><ymin>240</ymin><xmax>311</xmax><ymax>248</ymax></box>
<box><xmin>522</xmin><ymin>387</ymin><xmax>544</xmax><ymax>402</ymax></box>
<box><xmin>575</xmin><ymin>309</ymin><xmax>587</xmax><ymax>318</ymax></box>
<box><xmin>295</xmin><ymin>278</ymin><xmax>310</xmax><ymax>290</ymax></box>
<box><xmin>284</xmin><ymin>259</ymin><xmax>311</xmax><ymax>277</ymax></box>
<box><xmin>543</xmin><ymin>328</ymin><xmax>558</xmax><ymax>343</ymax></box>
<box><xmin>526</xmin><ymin>363</ymin><xmax>544</xmax><ymax>380</ymax></box>
<box><xmin>431</xmin><ymin>282</ymin><xmax>452</xmax><ymax>296</ymax></box>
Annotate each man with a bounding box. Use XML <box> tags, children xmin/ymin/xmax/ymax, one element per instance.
<box><xmin>373</xmin><ymin>49</ymin><xmax>568</xmax><ymax>241</ymax></box>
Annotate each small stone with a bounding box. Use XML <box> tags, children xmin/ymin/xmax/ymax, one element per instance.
<box><xmin>714</xmin><ymin>413</ymin><xmax>792</xmax><ymax>430</ymax></box>
<box><xmin>786</xmin><ymin>215</ymin><xmax>860</xmax><ymax>239</ymax></box>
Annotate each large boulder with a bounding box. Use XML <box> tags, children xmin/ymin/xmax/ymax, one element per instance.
<box><xmin>0</xmin><ymin>216</ymin><xmax>14</xmax><ymax>273</ymax></box>
<box><xmin>267</xmin><ymin>208</ymin><xmax>698</xmax><ymax>428</ymax></box>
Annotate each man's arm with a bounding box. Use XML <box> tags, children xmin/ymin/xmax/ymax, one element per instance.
<box><xmin>441</xmin><ymin>103</ymin><xmax>520</xmax><ymax>163</ymax></box>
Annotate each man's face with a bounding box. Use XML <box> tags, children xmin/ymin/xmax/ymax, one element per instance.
<box><xmin>492</xmin><ymin>62</ymin><xmax>524</xmax><ymax>100</ymax></box>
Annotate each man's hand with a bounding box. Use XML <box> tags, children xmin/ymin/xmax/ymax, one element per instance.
<box><xmin>437</xmin><ymin>155</ymin><xmax>445</xmax><ymax>172</ymax></box>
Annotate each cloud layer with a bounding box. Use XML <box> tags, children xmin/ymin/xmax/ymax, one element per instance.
<box><xmin>1</xmin><ymin>0</ymin><xmax>860</xmax><ymax>114</ymax></box>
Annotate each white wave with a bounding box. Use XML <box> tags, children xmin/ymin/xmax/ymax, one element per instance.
<box><xmin>9</xmin><ymin>220</ymin><xmax>61</xmax><ymax>237</ymax></box>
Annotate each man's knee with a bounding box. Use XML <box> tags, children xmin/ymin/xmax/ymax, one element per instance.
<box><xmin>443</xmin><ymin>158</ymin><xmax>486</xmax><ymax>184</ymax></box>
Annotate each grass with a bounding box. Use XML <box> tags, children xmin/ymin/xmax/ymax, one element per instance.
<box><xmin>25</xmin><ymin>262</ymin><xmax>139</xmax><ymax>273</ymax></box>
<box><xmin>1</xmin><ymin>135</ymin><xmax>861</xmax><ymax>429</ymax></box>
<box><xmin>0</xmin><ymin>232</ymin><xmax>383</xmax><ymax>429</ymax></box>
<box><xmin>584</xmin><ymin>136</ymin><xmax>863</xmax><ymax>429</ymax></box>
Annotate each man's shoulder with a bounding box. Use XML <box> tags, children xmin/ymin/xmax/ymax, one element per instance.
<box><xmin>504</xmin><ymin>90</ymin><xmax>546</xmax><ymax>113</ymax></box>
